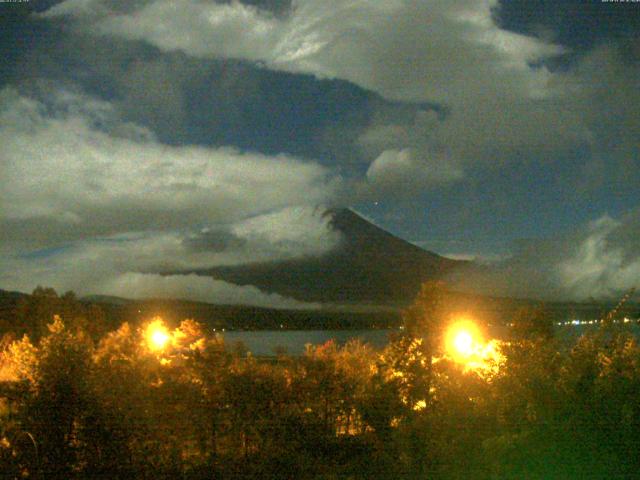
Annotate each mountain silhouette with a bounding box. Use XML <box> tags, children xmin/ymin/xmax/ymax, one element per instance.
<box><xmin>187</xmin><ymin>208</ymin><xmax>466</xmax><ymax>306</ymax></box>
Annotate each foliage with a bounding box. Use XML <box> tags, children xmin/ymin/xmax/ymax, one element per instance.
<box><xmin>10</xmin><ymin>287</ymin><xmax>107</xmax><ymax>341</ymax></box>
<box><xmin>1</xmin><ymin>285</ymin><xmax>640</xmax><ymax>479</ymax></box>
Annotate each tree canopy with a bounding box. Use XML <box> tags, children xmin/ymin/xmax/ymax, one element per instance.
<box><xmin>1</xmin><ymin>285</ymin><xmax>640</xmax><ymax>479</ymax></box>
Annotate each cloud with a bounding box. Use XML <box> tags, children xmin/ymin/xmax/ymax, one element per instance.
<box><xmin>557</xmin><ymin>213</ymin><xmax>640</xmax><ymax>300</ymax></box>
<box><xmin>365</xmin><ymin>148</ymin><xmax>463</xmax><ymax>195</ymax></box>
<box><xmin>100</xmin><ymin>273</ymin><xmax>317</xmax><ymax>309</ymax></box>
<box><xmin>13</xmin><ymin>29</ymin><xmax>404</xmax><ymax>165</ymax></box>
<box><xmin>0</xmin><ymin>85</ymin><xmax>340</xmax><ymax>250</ymax></box>
<box><xmin>0</xmin><ymin>205</ymin><xmax>341</xmax><ymax>307</ymax></box>
<box><xmin>176</xmin><ymin>205</ymin><xmax>343</xmax><ymax>268</ymax></box>
<box><xmin>451</xmin><ymin>210</ymin><xmax>640</xmax><ymax>301</ymax></box>
<box><xmin>224</xmin><ymin>205</ymin><xmax>342</xmax><ymax>260</ymax></box>
<box><xmin>10</xmin><ymin>0</ymin><xmax>639</xmax><ymax>305</ymax></box>
<box><xmin>40</xmin><ymin>0</ymin><xmax>602</xmax><ymax>196</ymax></box>
<box><xmin>43</xmin><ymin>0</ymin><xmax>283</xmax><ymax>60</ymax></box>
<box><xmin>39</xmin><ymin>0</ymin><xmax>640</xmax><ymax>199</ymax></box>
<box><xmin>44</xmin><ymin>0</ymin><xmax>560</xmax><ymax>101</ymax></box>
<box><xmin>561</xmin><ymin>45</ymin><xmax>640</xmax><ymax>192</ymax></box>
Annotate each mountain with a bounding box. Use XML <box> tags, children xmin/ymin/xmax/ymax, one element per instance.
<box><xmin>185</xmin><ymin>208</ymin><xmax>467</xmax><ymax>306</ymax></box>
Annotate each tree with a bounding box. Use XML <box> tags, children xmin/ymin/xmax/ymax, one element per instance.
<box><xmin>12</xmin><ymin>287</ymin><xmax>107</xmax><ymax>341</ymax></box>
<box><xmin>510</xmin><ymin>304</ymin><xmax>554</xmax><ymax>341</ymax></box>
<box><xmin>3</xmin><ymin>316</ymin><xmax>96</xmax><ymax>479</ymax></box>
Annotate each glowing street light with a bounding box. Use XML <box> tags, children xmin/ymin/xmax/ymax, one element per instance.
<box><xmin>145</xmin><ymin>318</ymin><xmax>170</xmax><ymax>351</ymax></box>
<box><xmin>453</xmin><ymin>330</ymin><xmax>473</xmax><ymax>357</ymax></box>
<box><xmin>150</xmin><ymin>329</ymin><xmax>169</xmax><ymax>350</ymax></box>
<box><xmin>443</xmin><ymin>318</ymin><xmax>504</xmax><ymax>375</ymax></box>
<box><xmin>445</xmin><ymin>319</ymin><xmax>483</xmax><ymax>363</ymax></box>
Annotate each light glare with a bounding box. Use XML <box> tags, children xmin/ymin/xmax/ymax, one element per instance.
<box><xmin>453</xmin><ymin>331</ymin><xmax>473</xmax><ymax>357</ymax></box>
<box><xmin>151</xmin><ymin>330</ymin><xmax>169</xmax><ymax>350</ymax></box>
<box><xmin>444</xmin><ymin>318</ymin><xmax>504</xmax><ymax>375</ymax></box>
<box><xmin>146</xmin><ymin>318</ymin><xmax>170</xmax><ymax>351</ymax></box>
<box><xmin>445</xmin><ymin>319</ymin><xmax>483</xmax><ymax>363</ymax></box>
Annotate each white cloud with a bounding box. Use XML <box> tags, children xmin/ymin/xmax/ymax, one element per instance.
<box><xmin>366</xmin><ymin>148</ymin><xmax>463</xmax><ymax>194</ymax></box>
<box><xmin>41</xmin><ymin>0</ymin><xmax>107</xmax><ymax>19</ymax></box>
<box><xmin>99</xmin><ymin>1</ymin><xmax>281</xmax><ymax>60</ymax></box>
<box><xmin>558</xmin><ymin>214</ymin><xmax>640</xmax><ymax>300</ymax></box>
<box><xmin>40</xmin><ymin>0</ymin><xmax>599</xmax><ymax>194</ymax></box>
<box><xmin>451</xmin><ymin>210</ymin><xmax>640</xmax><ymax>301</ymax></box>
<box><xmin>100</xmin><ymin>273</ymin><xmax>317</xmax><ymax>309</ymax></box>
<box><xmin>0</xmin><ymin>82</ymin><xmax>344</xmax><ymax>307</ymax></box>
<box><xmin>42</xmin><ymin>0</ymin><xmax>640</xmax><ymax>195</ymax></box>
<box><xmin>0</xmin><ymin>206</ymin><xmax>342</xmax><ymax>307</ymax></box>
<box><xmin>0</xmin><ymin>85</ymin><xmax>339</xmax><ymax>249</ymax></box>
<box><xmin>23</xmin><ymin>0</ymin><xmax>640</xmax><ymax>303</ymax></box>
<box><xmin>0</xmin><ymin>247</ymin><xmax>316</xmax><ymax>308</ymax></box>
<box><xmin>43</xmin><ymin>0</ymin><xmax>563</xmax><ymax>103</ymax></box>
<box><xmin>229</xmin><ymin>205</ymin><xmax>342</xmax><ymax>260</ymax></box>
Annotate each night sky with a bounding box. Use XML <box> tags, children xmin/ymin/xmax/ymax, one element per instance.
<box><xmin>1</xmin><ymin>0</ymin><xmax>638</xmax><ymax>304</ymax></box>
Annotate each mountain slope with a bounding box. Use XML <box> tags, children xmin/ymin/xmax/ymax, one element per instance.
<box><xmin>187</xmin><ymin>208</ymin><xmax>466</xmax><ymax>305</ymax></box>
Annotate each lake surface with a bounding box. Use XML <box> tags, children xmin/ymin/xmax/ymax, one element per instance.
<box><xmin>220</xmin><ymin>322</ymin><xmax>640</xmax><ymax>356</ymax></box>
<box><xmin>221</xmin><ymin>329</ymin><xmax>395</xmax><ymax>356</ymax></box>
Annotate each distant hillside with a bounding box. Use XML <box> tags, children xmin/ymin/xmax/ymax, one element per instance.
<box><xmin>0</xmin><ymin>289</ymin><xmax>27</xmax><ymax>301</ymax></box>
<box><xmin>81</xmin><ymin>295</ymin><xmax>133</xmax><ymax>306</ymax></box>
<box><xmin>90</xmin><ymin>298</ymin><xmax>401</xmax><ymax>331</ymax></box>
<box><xmin>78</xmin><ymin>289</ymin><xmax>639</xmax><ymax>333</ymax></box>
<box><xmin>4</xmin><ymin>287</ymin><xmax>637</xmax><ymax>337</ymax></box>
<box><xmin>0</xmin><ymin>288</ymin><xmax>401</xmax><ymax>333</ymax></box>
<box><xmin>185</xmin><ymin>208</ymin><xmax>467</xmax><ymax>306</ymax></box>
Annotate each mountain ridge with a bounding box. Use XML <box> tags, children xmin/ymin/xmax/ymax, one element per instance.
<box><xmin>182</xmin><ymin>207</ymin><xmax>467</xmax><ymax>306</ymax></box>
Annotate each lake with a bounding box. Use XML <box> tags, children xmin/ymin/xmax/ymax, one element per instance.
<box><xmin>220</xmin><ymin>321</ymin><xmax>640</xmax><ymax>356</ymax></box>
<box><xmin>221</xmin><ymin>329</ymin><xmax>395</xmax><ymax>356</ymax></box>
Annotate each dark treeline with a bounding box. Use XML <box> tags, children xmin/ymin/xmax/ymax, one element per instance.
<box><xmin>2</xmin><ymin>287</ymin><xmax>637</xmax><ymax>335</ymax></box>
<box><xmin>96</xmin><ymin>300</ymin><xmax>401</xmax><ymax>332</ymax></box>
<box><xmin>0</xmin><ymin>287</ymin><xmax>401</xmax><ymax>333</ymax></box>
<box><xmin>1</xmin><ymin>283</ymin><xmax>640</xmax><ymax>479</ymax></box>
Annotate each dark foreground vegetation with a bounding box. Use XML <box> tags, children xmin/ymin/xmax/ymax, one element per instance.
<box><xmin>1</xmin><ymin>284</ymin><xmax>640</xmax><ymax>479</ymax></box>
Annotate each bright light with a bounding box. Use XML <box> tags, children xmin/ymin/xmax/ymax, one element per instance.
<box><xmin>151</xmin><ymin>330</ymin><xmax>169</xmax><ymax>349</ymax></box>
<box><xmin>145</xmin><ymin>318</ymin><xmax>170</xmax><ymax>351</ymax></box>
<box><xmin>453</xmin><ymin>331</ymin><xmax>473</xmax><ymax>357</ymax></box>
<box><xmin>446</xmin><ymin>319</ymin><xmax>482</xmax><ymax>362</ymax></box>
<box><xmin>444</xmin><ymin>318</ymin><xmax>504</xmax><ymax>375</ymax></box>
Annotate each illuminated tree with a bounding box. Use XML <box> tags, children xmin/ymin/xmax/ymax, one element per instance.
<box><xmin>5</xmin><ymin>316</ymin><xmax>95</xmax><ymax>478</ymax></box>
<box><xmin>12</xmin><ymin>287</ymin><xmax>107</xmax><ymax>341</ymax></box>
